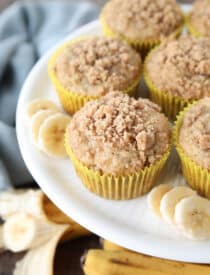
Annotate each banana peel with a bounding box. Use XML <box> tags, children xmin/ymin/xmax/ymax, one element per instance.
<box><xmin>0</xmin><ymin>189</ymin><xmax>90</xmax><ymax>254</ymax></box>
<box><xmin>14</xmin><ymin>225</ymin><xmax>68</xmax><ymax>275</ymax></box>
<box><xmin>43</xmin><ymin>195</ymin><xmax>90</xmax><ymax>241</ymax></box>
<box><xmin>83</xmin><ymin>249</ymin><xmax>210</xmax><ymax>275</ymax></box>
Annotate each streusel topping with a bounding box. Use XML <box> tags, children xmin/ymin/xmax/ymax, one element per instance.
<box><xmin>190</xmin><ymin>0</ymin><xmax>210</xmax><ymax>36</ymax></box>
<box><xmin>67</xmin><ymin>92</ymin><xmax>171</xmax><ymax>175</ymax></box>
<box><xmin>102</xmin><ymin>0</ymin><xmax>183</xmax><ymax>40</ymax></box>
<box><xmin>53</xmin><ymin>37</ymin><xmax>141</xmax><ymax>96</ymax></box>
<box><xmin>179</xmin><ymin>98</ymin><xmax>210</xmax><ymax>170</ymax></box>
<box><xmin>146</xmin><ymin>36</ymin><xmax>210</xmax><ymax>99</ymax></box>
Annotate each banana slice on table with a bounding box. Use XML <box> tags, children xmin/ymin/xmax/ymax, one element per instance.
<box><xmin>3</xmin><ymin>213</ymin><xmax>61</xmax><ymax>252</ymax></box>
<box><xmin>148</xmin><ymin>184</ymin><xmax>173</xmax><ymax>217</ymax></box>
<box><xmin>30</xmin><ymin>110</ymin><xmax>58</xmax><ymax>145</ymax></box>
<box><xmin>38</xmin><ymin>113</ymin><xmax>70</xmax><ymax>158</ymax></box>
<box><xmin>160</xmin><ymin>186</ymin><xmax>196</xmax><ymax>225</ymax></box>
<box><xmin>0</xmin><ymin>189</ymin><xmax>90</xmax><ymax>239</ymax></box>
<box><xmin>0</xmin><ymin>226</ymin><xmax>4</xmax><ymax>250</ymax></box>
<box><xmin>174</xmin><ymin>196</ymin><xmax>210</xmax><ymax>240</ymax></box>
<box><xmin>14</xmin><ymin>225</ymin><xmax>68</xmax><ymax>275</ymax></box>
<box><xmin>0</xmin><ymin>189</ymin><xmax>44</xmax><ymax>220</ymax></box>
<box><xmin>26</xmin><ymin>98</ymin><xmax>60</xmax><ymax>120</ymax></box>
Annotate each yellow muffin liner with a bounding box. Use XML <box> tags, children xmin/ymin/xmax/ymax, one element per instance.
<box><xmin>48</xmin><ymin>38</ymin><xmax>142</xmax><ymax>115</ymax></box>
<box><xmin>185</xmin><ymin>14</ymin><xmax>202</xmax><ymax>38</ymax></box>
<box><xmin>100</xmin><ymin>14</ymin><xmax>184</xmax><ymax>57</ymax></box>
<box><xmin>143</xmin><ymin>52</ymin><xmax>190</xmax><ymax>120</ymax></box>
<box><xmin>65</xmin><ymin>133</ymin><xmax>171</xmax><ymax>200</ymax></box>
<box><xmin>174</xmin><ymin>104</ymin><xmax>210</xmax><ymax>198</ymax></box>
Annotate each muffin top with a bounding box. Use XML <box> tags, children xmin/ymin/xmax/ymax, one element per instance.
<box><xmin>67</xmin><ymin>92</ymin><xmax>171</xmax><ymax>175</ymax></box>
<box><xmin>101</xmin><ymin>0</ymin><xmax>183</xmax><ymax>41</ymax></box>
<box><xmin>179</xmin><ymin>98</ymin><xmax>210</xmax><ymax>170</ymax></box>
<box><xmin>53</xmin><ymin>37</ymin><xmax>141</xmax><ymax>97</ymax></box>
<box><xmin>189</xmin><ymin>0</ymin><xmax>210</xmax><ymax>36</ymax></box>
<box><xmin>145</xmin><ymin>36</ymin><xmax>210</xmax><ymax>100</ymax></box>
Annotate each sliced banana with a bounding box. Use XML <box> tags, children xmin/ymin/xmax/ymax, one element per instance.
<box><xmin>14</xmin><ymin>225</ymin><xmax>68</xmax><ymax>275</ymax></box>
<box><xmin>160</xmin><ymin>186</ymin><xmax>196</xmax><ymax>225</ymax></box>
<box><xmin>26</xmin><ymin>98</ymin><xmax>59</xmax><ymax>120</ymax></box>
<box><xmin>0</xmin><ymin>189</ymin><xmax>44</xmax><ymax>220</ymax></box>
<box><xmin>148</xmin><ymin>184</ymin><xmax>173</xmax><ymax>217</ymax></box>
<box><xmin>0</xmin><ymin>226</ymin><xmax>4</xmax><ymax>250</ymax></box>
<box><xmin>38</xmin><ymin>113</ymin><xmax>70</xmax><ymax>158</ymax></box>
<box><xmin>3</xmin><ymin>213</ymin><xmax>61</xmax><ymax>252</ymax></box>
<box><xmin>30</xmin><ymin>110</ymin><xmax>58</xmax><ymax>145</ymax></box>
<box><xmin>174</xmin><ymin>196</ymin><xmax>210</xmax><ymax>240</ymax></box>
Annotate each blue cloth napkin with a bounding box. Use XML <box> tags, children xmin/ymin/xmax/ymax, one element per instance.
<box><xmin>0</xmin><ymin>0</ymin><xmax>99</xmax><ymax>189</ymax></box>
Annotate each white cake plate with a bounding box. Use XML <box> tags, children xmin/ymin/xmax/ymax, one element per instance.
<box><xmin>17</xmin><ymin>4</ymin><xmax>210</xmax><ymax>263</ymax></box>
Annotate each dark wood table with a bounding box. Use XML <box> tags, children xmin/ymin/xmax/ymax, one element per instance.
<box><xmin>0</xmin><ymin>0</ymin><xmax>194</xmax><ymax>274</ymax></box>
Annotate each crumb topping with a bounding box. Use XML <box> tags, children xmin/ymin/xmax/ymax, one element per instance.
<box><xmin>190</xmin><ymin>0</ymin><xmax>210</xmax><ymax>36</ymax></box>
<box><xmin>179</xmin><ymin>98</ymin><xmax>210</xmax><ymax>170</ymax></box>
<box><xmin>67</xmin><ymin>92</ymin><xmax>170</xmax><ymax>175</ymax></box>
<box><xmin>146</xmin><ymin>36</ymin><xmax>210</xmax><ymax>100</ymax></box>
<box><xmin>53</xmin><ymin>37</ymin><xmax>141</xmax><ymax>96</ymax></box>
<box><xmin>102</xmin><ymin>0</ymin><xmax>183</xmax><ymax>40</ymax></box>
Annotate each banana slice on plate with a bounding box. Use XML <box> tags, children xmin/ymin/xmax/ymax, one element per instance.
<box><xmin>26</xmin><ymin>98</ymin><xmax>60</xmax><ymax>120</ymax></box>
<box><xmin>160</xmin><ymin>186</ymin><xmax>196</xmax><ymax>225</ymax></box>
<box><xmin>174</xmin><ymin>196</ymin><xmax>210</xmax><ymax>240</ymax></box>
<box><xmin>30</xmin><ymin>110</ymin><xmax>58</xmax><ymax>145</ymax></box>
<box><xmin>3</xmin><ymin>213</ymin><xmax>60</xmax><ymax>252</ymax></box>
<box><xmin>148</xmin><ymin>184</ymin><xmax>173</xmax><ymax>217</ymax></box>
<box><xmin>38</xmin><ymin>113</ymin><xmax>71</xmax><ymax>158</ymax></box>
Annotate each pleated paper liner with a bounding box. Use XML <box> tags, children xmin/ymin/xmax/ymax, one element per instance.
<box><xmin>100</xmin><ymin>15</ymin><xmax>184</xmax><ymax>58</ymax></box>
<box><xmin>143</xmin><ymin>52</ymin><xmax>190</xmax><ymax>120</ymax></box>
<box><xmin>48</xmin><ymin>37</ymin><xmax>142</xmax><ymax>115</ymax></box>
<box><xmin>174</xmin><ymin>103</ymin><xmax>210</xmax><ymax>198</ymax></box>
<box><xmin>65</xmin><ymin>133</ymin><xmax>171</xmax><ymax>200</ymax></box>
<box><xmin>185</xmin><ymin>14</ymin><xmax>202</xmax><ymax>38</ymax></box>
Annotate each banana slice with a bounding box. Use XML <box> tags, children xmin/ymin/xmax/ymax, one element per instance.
<box><xmin>0</xmin><ymin>189</ymin><xmax>90</xmax><ymax>240</ymax></box>
<box><xmin>160</xmin><ymin>186</ymin><xmax>196</xmax><ymax>224</ymax></box>
<box><xmin>38</xmin><ymin>113</ymin><xmax>70</xmax><ymax>158</ymax></box>
<box><xmin>148</xmin><ymin>184</ymin><xmax>173</xmax><ymax>217</ymax></box>
<box><xmin>3</xmin><ymin>213</ymin><xmax>61</xmax><ymax>252</ymax></box>
<box><xmin>0</xmin><ymin>226</ymin><xmax>4</xmax><ymax>250</ymax></box>
<box><xmin>30</xmin><ymin>110</ymin><xmax>58</xmax><ymax>145</ymax></box>
<box><xmin>26</xmin><ymin>98</ymin><xmax>59</xmax><ymax>120</ymax></box>
<box><xmin>174</xmin><ymin>196</ymin><xmax>210</xmax><ymax>240</ymax></box>
<box><xmin>14</xmin><ymin>225</ymin><xmax>68</xmax><ymax>275</ymax></box>
<box><xmin>0</xmin><ymin>189</ymin><xmax>44</xmax><ymax>220</ymax></box>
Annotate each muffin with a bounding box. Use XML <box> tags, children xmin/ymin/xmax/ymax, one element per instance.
<box><xmin>48</xmin><ymin>37</ymin><xmax>142</xmax><ymax>114</ymax></box>
<box><xmin>144</xmin><ymin>36</ymin><xmax>210</xmax><ymax>119</ymax></box>
<box><xmin>174</xmin><ymin>98</ymin><xmax>210</xmax><ymax>198</ymax></box>
<box><xmin>100</xmin><ymin>0</ymin><xmax>184</xmax><ymax>55</ymax></box>
<box><xmin>65</xmin><ymin>91</ymin><xmax>171</xmax><ymax>200</ymax></box>
<box><xmin>187</xmin><ymin>0</ymin><xmax>210</xmax><ymax>37</ymax></box>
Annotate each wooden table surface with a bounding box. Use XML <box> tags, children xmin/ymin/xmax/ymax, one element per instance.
<box><xmin>0</xmin><ymin>0</ymin><xmax>194</xmax><ymax>274</ymax></box>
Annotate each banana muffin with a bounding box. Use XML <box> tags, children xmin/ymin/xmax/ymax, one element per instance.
<box><xmin>65</xmin><ymin>91</ymin><xmax>171</xmax><ymax>199</ymax></box>
<box><xmin>175</xmin><ymin>98</ymin><xmax>210</xmax><ymax>197</ymax></box>
<box><xmin>66</xmin><ymin>92</ymin><xmax>171</xmax><ymax>175</ymax></box>
<box><xmin>100</xmin><ymin>0</ymin><xmax>183</xmax><ymax>51</ymax></box>
<box><xmin>179</xmin><ymin>98</ymin><xmax>210</xmax><ymax>170</ymax></box>
<box><xmin>188</xmin><ymin>0</ymin><xmax>210</xmax><ymax>37</ymax></box>
<box><xmin>144</xmin><ymin>36</ymin><xmax>210</xmax><ymax>118</ymax></box>
<box><xmin>49</xmin><ymin>37</ymin><xmax>142</xmax><ymax>114</ymax></box>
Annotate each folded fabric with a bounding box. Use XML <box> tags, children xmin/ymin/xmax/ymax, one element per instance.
<box><xmin>0</xmin><ymin>0</ymin><xmax>99</xmax><ymax>189</ymax></box>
